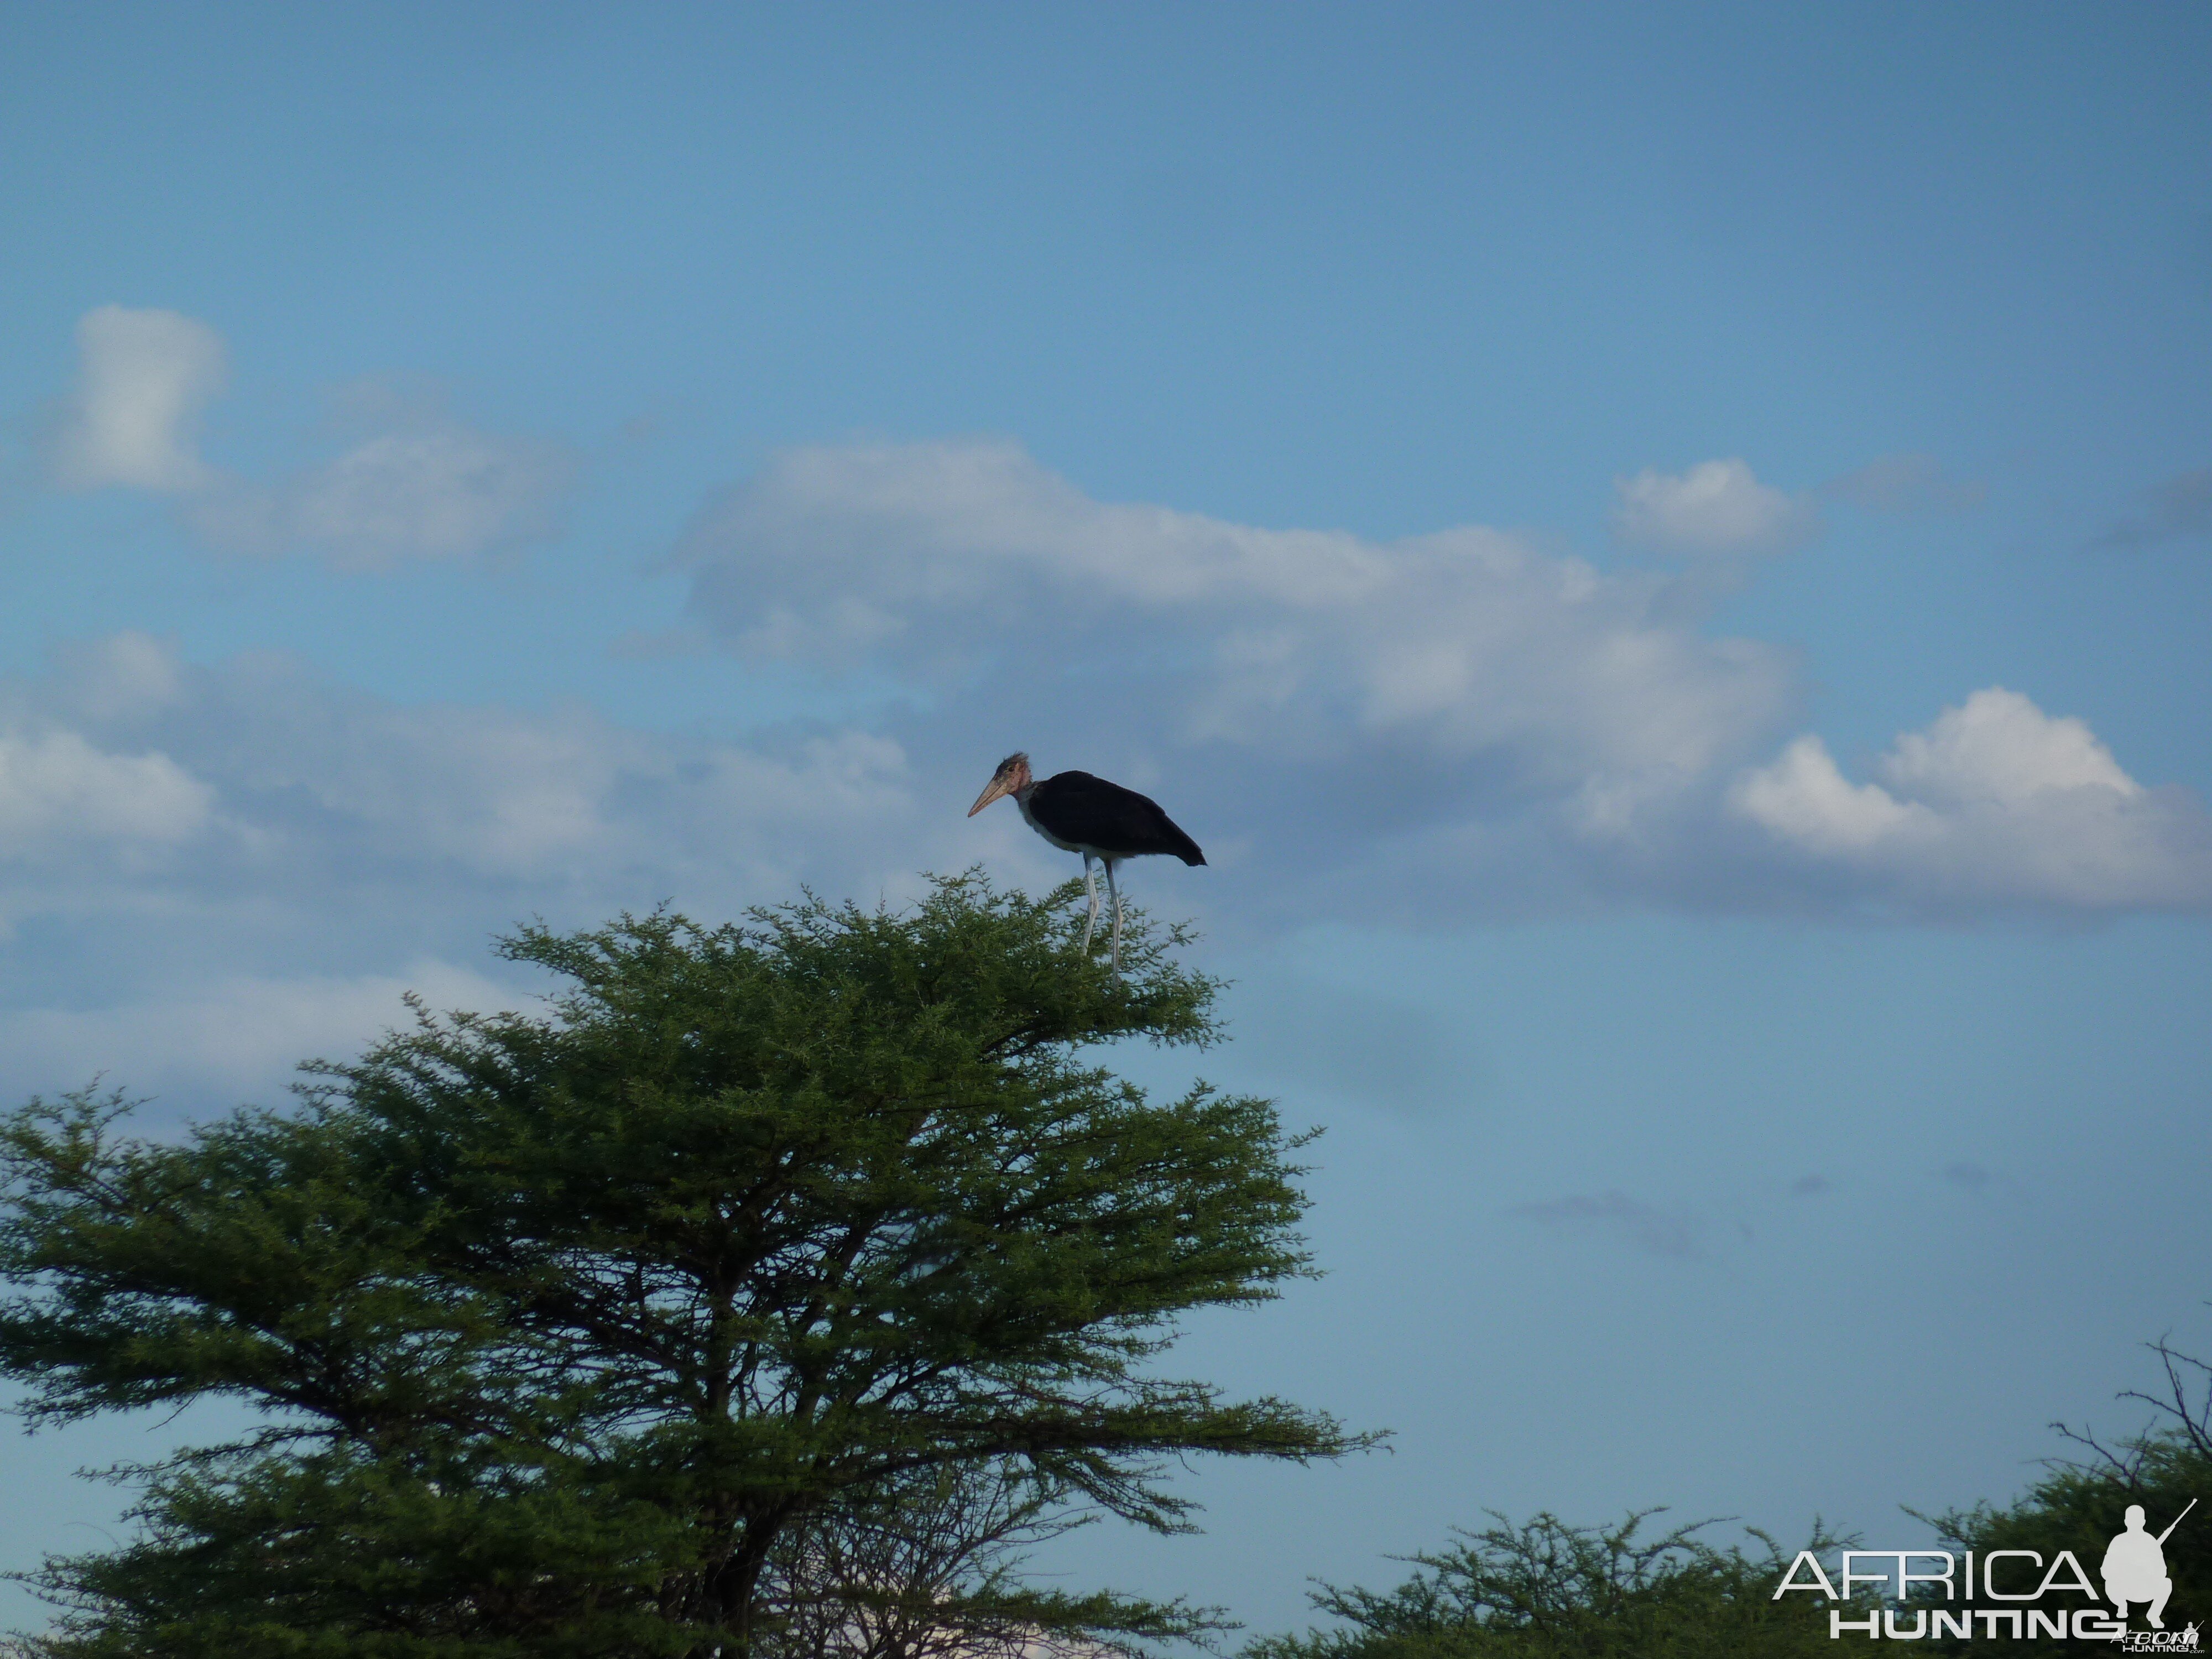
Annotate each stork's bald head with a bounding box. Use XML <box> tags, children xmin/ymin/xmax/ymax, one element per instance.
<box><xmin>967</xmin><ymin>753</ymin><xmax>1034</xmax><ymax>817</ymax></box>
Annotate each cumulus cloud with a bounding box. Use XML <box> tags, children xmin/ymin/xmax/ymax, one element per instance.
<box><xmin>0</xmin><ymin>728</ymin><xmax>213</xmax><ymax>858</ymax></box>
<box><xmin>20</xmin><ymin>429</ymin><xmax>2201</xmax><ymax>1123</ymax></box>
<box><xmin>1610</xmin><ymin>458</ymin><xmax>1817</xmax><ymax>557</ymax></box>
<box><xmin>1879</xmin><ymin>688</ymin><xmax>2140</xmax><ymax>804</ymax></box>
<box><xmin>1823</xmin><ymin>452</ymin><xmax>1987</xmax><ymax>515</ymax></box>
<box><xmin>49</xmin><ymin>306</ymin><xmax>226</xmax><ymax>492</ymax></box>
<box><xmin>44</xmin><ymin>309</ymin><xmax>573</xmax><ymax>567</ymax></box>
<box><xmin>1730</xmin><ymin>688</ymin><xmax>2212</xmax><ymax>910</ymax></box>
<box><xmin>1733</xmin><ymin>735</ymin><xmax>1929</xmax><ymax>855</ymax></box>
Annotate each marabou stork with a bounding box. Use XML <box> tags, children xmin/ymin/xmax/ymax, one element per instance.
<box><xmin>967</xmin><ymin>753</ymin><xmax>1204</xmax><ymax>969</ymax></box>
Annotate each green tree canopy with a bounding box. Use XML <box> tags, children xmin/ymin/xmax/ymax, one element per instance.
<box><xmin>1240</xmin><ymin>1510</ymin><xmax>1858</xmax><ymax>1659</ymax></box>
<box><xmin>1</xmin><ymin>875</ymin><xmax>1365</xmax><ymax>1657</ymax></box>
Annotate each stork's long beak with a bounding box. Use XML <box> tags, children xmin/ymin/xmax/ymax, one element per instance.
<box><xmin>968</xmin><ymin>774</ymin><xmax>1015</xmax><ymax>817</ymax></box>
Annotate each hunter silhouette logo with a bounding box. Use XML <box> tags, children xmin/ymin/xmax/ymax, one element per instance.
<box><xmin>2106</xmin><ymin>1500</ymin><xmax>2192</xmax><ymax>1631</ymax></box>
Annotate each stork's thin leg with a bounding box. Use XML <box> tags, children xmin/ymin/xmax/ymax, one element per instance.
<box><xmin>1105</xmin><ymin>859</ymin><xmax>1123</xmax><ymax>973</ymax></box>
<box><xmin>1081</xmin><ymin>853</ymin><xmax>1100</xmax><ymax>952</ymax></box>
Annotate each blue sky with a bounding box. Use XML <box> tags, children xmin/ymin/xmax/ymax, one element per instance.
<box><xmin>4</xmin><ymin>1</ymin><xmax>2211</xmax><ymax>1641</ymax></box>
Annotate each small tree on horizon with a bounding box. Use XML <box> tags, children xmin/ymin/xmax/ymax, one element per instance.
<box><xmin>0</xmin><ymin>874</ymin><xmax>1368</xmax><ymax>1657</ymax></box>
<box><xmin>1240</xmin><ymin>1510</ymin><xmax>1862</xmax><ymax>1658</ymax></box>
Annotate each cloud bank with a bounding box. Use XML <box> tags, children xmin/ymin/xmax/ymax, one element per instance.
<box><xmin>672</xmin><ymin>439</ymin><xmax>2212</xmax><ymax>921</ymax></box>
<box><xmin>17</xmin><ymin>436</ymin><xmax>2206</xmax><ymax>967</ymax></box>
<box><xmin>0</xmin><ymin>633</ymin><xmax>925</xmax><ymax>915</ymax></box>
<box><xmin>0</xmin><ymin>631</ymin><xmax>943</xmax><ymax>1113</ymax></box>
<box><xmin>9</xmin><ymin>435</ymin><xmax>2209</xmax><ymax>1113</ymax></box>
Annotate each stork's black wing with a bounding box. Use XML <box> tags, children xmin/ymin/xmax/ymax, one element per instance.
<box><xmin>1029</xmin><ymin>771</ymin><xmax>1206</xmax><ymax>865</ymax></box>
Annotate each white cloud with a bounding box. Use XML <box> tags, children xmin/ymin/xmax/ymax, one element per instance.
<box><xmin>1878</xmin><ymin>688</ymin><xmax>2140</xmax><ymax>806</ymax></box>
<box><xmin>1730</xmin><ymin>735</ymin><xmax>1931</xmax><ymax>854</ymax></box>
<box><xmin>0</xmin><ymin>728</ymin><xmax>213</xmax><ymax>857</ymax></box>
<box><xmin>1731</xmin><ymin>689</ymin><xmax>2212</xmax><ymax>909</ymax></box>
<box><xmin>190</xmin><ymin>421</ymin><xmax>576</xmax><ymax>570</ymax></box>
<box><xmin>680</xmin><ymin>439</ymin><xmax>1393</xmax><ymax>665</ymax></box>
<box><xmin>672</xmin><ymin>441</ymin><xmax>1814</xmax><ymax>924</ymax></box>
<box><xmin>44</xmin><ymin>309</ymin><xmax>574</xmax><ymax>568</ymax></box>
<box><xmin>50</xmin><ymin>306</ymin><xmax>227</xmax><ymax>492</ymax></box>
<box><xmin>677</xmin><ymin>439</ymin><xmax>1796</xmax><ymax>802</ymax></box>
<box><xmin>0</xmin><ymin>636</ymin><xmax>2204</xmax><ymax>1131</ymax></box>
<box><xmin>1611</xmin><ymin>458</ymin><xmax>1816</xmax><ymax>557</ymax></box>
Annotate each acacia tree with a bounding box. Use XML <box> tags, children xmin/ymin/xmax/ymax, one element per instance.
<box><xmin>0</xmin><ymin>875</ymin><xmax>1364</xmax><ymax>1657</ymax></box>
